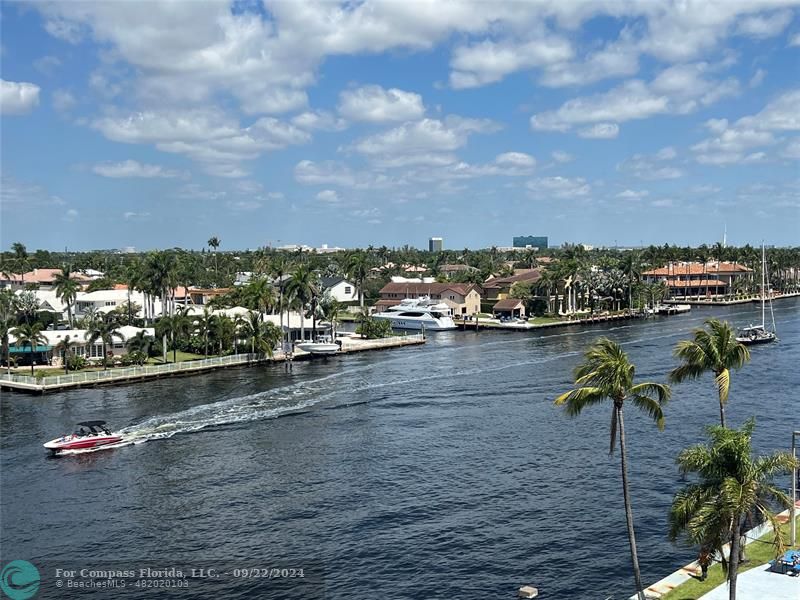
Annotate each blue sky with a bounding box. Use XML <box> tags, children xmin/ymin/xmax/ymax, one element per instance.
<box><xmin>1</xmin><ymin>1</ymin><xmax>799</xmax><ymax>251</ymax></box>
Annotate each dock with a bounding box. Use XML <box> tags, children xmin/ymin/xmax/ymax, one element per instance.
<box><xmin>455</xmin><ymin>311</ymin><xmax>646</xmax><ymax>331</ymax></box>
<box><xmin>0</xmin><ymin>333</ymin><xmax>425</xmax><ymax>395</ymax></box>
<box><xmin>663</xmin><ymin>291</ymin><xmax>800</xmax><ymax>307</ymax></box>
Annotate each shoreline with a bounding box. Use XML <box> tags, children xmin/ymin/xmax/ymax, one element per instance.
<box><xmin>0</xmin><ymin>334</ymin><xmax>425</xmax><ymax>395</ymax></box>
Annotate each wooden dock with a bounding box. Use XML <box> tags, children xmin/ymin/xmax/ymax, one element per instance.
<box><xmin>455</xmin><ymin>311</ymin><xmax>645</xmax><ymax>331</ymax></box>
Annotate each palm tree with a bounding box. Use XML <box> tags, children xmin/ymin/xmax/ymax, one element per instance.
<box><xmin>271</xmin><ymin>255</ymin><xmax>292</xmax><ymax>350</ymax></box>
<box><xmin>207</xmin><ymin>236</ymin><xmax>221</xmax><ymax>285</ymax></box>
<box><xmin>0</xmin><ymin>289</ymin><xmax>18</xmax><ymax>374</ymax></box>
<box><xmin>12</xmin><ymin>242</ymin><xmax>30</xmax><ymax>287</ymax></box>
<box><xmin>54</xmin><ymin>267</ymin><xmax>80</xmax><ymax>328</ymax></box>
<box><xmin>198</xmin><ymin>307</ymin><xmax>214</xmax><ymax>357</ymax></box>
<box><xmin>555</xmin><ymin>338</ymin><xmax>671</xmax><ymax>600</ymax></box>
<box><xmin>85</xmin><ymin>314</ymin><xmax>123</xmax><ymax>370</ymax></box>
<box><xmin>54</xmin><ymin>335</ymin><xmax>79</xmax><ymax>374</ymax></box>
<box><xmin>285</xmin><ymin>265</ymin><xmax>316</xmax><ymax>343</ymax></box>
<box><xmin>346</xmin><ymin>251</ymin><xmax>371</xmax><ymax>310</ymax></box>
<box><xmin>11</xmin><ymin>322</ymin><xmax>48</xmax><ymax>376</ymax></box>
<box><xmin>669</xmin><ymin>319</ymin><xmax>750</xmax><ymax>428</ymax></box>
<box><xmin>126</xmin><ymin>330</ymin><xmax>154</xmax><ymax>357</ymax></box>
<box><xmin>669</xmin><ymin>420</ymin><xmax>797</xmax><ymax>600</ymax></box>
<box><xmin>319</xmin><ymin>296</ymin><xmax>343</xmax><ymax>341</ymax></box>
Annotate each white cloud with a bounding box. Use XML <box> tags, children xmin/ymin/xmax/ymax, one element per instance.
<box><xmin>539</xmin><ymin>36</ymin><xmax>639</xmax><ymax>88</ymax></box>
<box><xmin>790</xmin><ymin>32</ymin><xmax>800</xmax><ymax>46</ymax></box>
<box><xmin>92</xmin><ymin>160</ymin><xmax>183</xmax><ymax>179</ymax></box>
<box><xmin>33</xmin><ymin>55</ymin><xmax>61</xmax><ymax>76</ymax></box>
<box><xmin>531</xmin><ymin>61</ymin><xmax>739</xmax><ymax>135</ymax></box>
<box><xmin>577</xmin><ymin>123</ymin><xmax>619</xmax><ymax>139</ymax></box>
<box><xmin>351</xmin><ymin>115</ymin><xmax>499</xmax><ymax>166</ymax></box>
<box><xmin>736</xmin><ymin>10</ymin><xmax>793</xmax><ymax>39</ymax></box>
<box><xmin>338</xmin><ymin>85</ymin><xmax>425</xmax><ymax>122</ymax></box>
<box><xmin>226</xmin><ymin>200</ymin><xmax>262</xmax><ymax>212</ymax></box>
<box><xmin>749</xmin><ymin>68</ymin><xmax>767</xmax><ymax>88</ymax></box>
<box><xmin>174</xmin><ymin>184</ymin><xmax>227</xmax><ymax>201</ymax></box>
<box><xmin>1</xmin><ymin>80</ymin><xmax>41</xmax><ymax>115</ymax></box>
<box><xmin>616</xmin><ymin>189</ymin><xmax>649</xmax><ymax>200</ymax></box>
<box><xmin>551</xmin><ymin>150</ymin><xmax>573</xmax><ymax>163</ymax></box>
<box><xmin>52</xmin><ymin>89</ymin><xmax>77</xmax><ymax>113</ymax></box>
<box><xmin>526</xmin><ymin>176</ymin><xmax>590</xmax><ymax>199</ymax></box>
<box><xmin>449</xmin><ymin>35</ymin><xmax>573</xmax><ymax>89</ymax></box>
<box><xmin>294</xmin><ymin>160</ymin><xmax>404</xmax><ymax>190</ymax></box>
<box><xmin>691</xmin><ymin>88</ymin><xmax>800</xmax><ymax>165</ymax></box>
<box><xmin>291</xmin><ymin>110</ymin><xmax>347</xmax><ymax>131</ymax></box>
<box><xmin>618</xmin><ymin>150</ymin><xmax>684</xmax><ymax>180</ymax></box>
<box><xmin>316</xmin><ymin>189</ymin><xmax>340</xmax><ymax>202</ymax></box>
<box><xmin>91</xmin><ymin>109</ymin><xmax>310</xmax><ymax>177</ymax></box>
<box><xmin>123</xmin><ymin>211</ymin><xmax>151</xmax><ymax>221</ymax></box>
<box><xmin>782</xmin><ymin>138</ymin><xmax>800</xmax><ymax>159</ymax></box>
<box><xmin>495</xmin><ymin>152</ymin><xmax>536</xmax><ymax>168</ymax></box>
<box><xmin>63</xmin><ymin>208</ymin><xmax>79</xmax><ymax>222</ymax></box>
<box><xmin>655</xmin><ymin>146</ymin><xmax>677</xmax><ymax>160</ymax></box>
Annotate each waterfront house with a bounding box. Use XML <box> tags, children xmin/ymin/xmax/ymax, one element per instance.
<box><xmin>75</xmin><ymin>288</ymin><xmax>160</xmax><ymax>319</ymax></box>
<box><xmin>320</xmin><ymin>277</ymin><xmax>358</xmax><ymax>303</ymax></box>
<box><xmin>1</xmin><ymin>268</ymin><xmax>92</xmax><ymax>291</ymax></box>
<box><xmin>482</xmin><ymin>269</ymin><xmax>542</xmax><ymax>303</ymax></box>
<box><xmin>641</xmin><ymin>262</ymin><xmax>753</xmax><ymax>299</ymax></box>
<box><xmin>376</xmin><ymin>282</ymin><xmax>482</xmax><ymax>316</ymax></box>
<box><xmin>440</xmin><ymin>264</ymin><xmax>479</xmax><ymax>278</ymax></box>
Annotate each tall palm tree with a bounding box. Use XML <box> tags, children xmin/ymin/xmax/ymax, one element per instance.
<box><xmin>207</xmin><ymin>236</ymin><xmax>221</xmax><ymax>285</ymax></box>
<box><xmin>271</xmin><ymin>255</ymin><xmax>292</xmax><ymax>350</ymax></box>
<box><xmin>669</xmin><ymin>420</ymin><xmax>797</xmax><ymax>600</ymax></box>
<box><xmin>285</xmin><ymin>264</ymin><xmax>316</xmax><ymax>343</ymax></box>
<box><xmin>319</xmin><ymin>296</ymin><xmax>343</xmax><ymax>341</ymax></box>
<box><xmin>126</xmin><ymin>330</ymin><xmax>154</xmax><ymax>357</ymax></box>
<box><xmin>555</xmin><ymin>338</ymin><xmax>671</xmax><ymax>600</ymax></box>
<box><xmin>85</xmin><ymin>314</ymin><xmax>123</xmax><ymax>370</ymax></box>
<box><xmin>346</xmin><ymin>251</ymin><xmax>370</xmax><ymax>310</ymax></box>
<box><xmin>0</xmin><ymin>289</ymin><xmax>18</xmax><ymax>374</ymax></box>
<box><xmin>669</xmin><ymin>318</ymin><xmax>750</xmax><ymax>428</ymax></box>
<box><xmin>12</xmin><ymin>242</ymin><xmax>30</xmax><ymax>287</ymax></box>
<box><xmin>54</xmin><ymin>334</ymin><xmax>79</xmax><ymax>374</ymax></box>
<box><xmin>54</xmin><ymin>267</ymin><xmax>80</xmax><ymax>328</ymax></box>
<box><xmin>11</xmin><ymin>322</ymin><xmax>48</xmax><ymax>376</ymax></box>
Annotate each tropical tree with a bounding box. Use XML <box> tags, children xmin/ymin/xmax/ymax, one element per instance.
<box><xmin>54</xmin><ymin>334</ymin><xmax>79</xmax><ymax>375</ymax></box>
<box><xmin>12</xmin><ymin>242</ymin><xmax>30</xmax><ymax>286</ymax></box>
<box><xmin>208</xmin><ymin>236</ymin><xmax>221</xmax><ymax>284</ymax></box>
<box><xmin>11</xmin><ymin>322</ymin><xmax>48</xmax><ymax>376</ymax></box>
<box><xmin>668</xmin><ymin>420</ymin><xmax>798</xmax><ymax>600</ymax></box>
<box><xmin>0</xmin><ymin>289</ymin><xmax>18</xmax><ymax>374</ymax></box>
<box><xmin>669</xmin><ymin>319</ymin><xmax>750</xmax><ymax>428</ymax></box>
<box><xmin>346</xmin><ymin>251</ymin><xmax>371</xmax><ymax>310</ymax></box>
<box><xmin>85</xmin><ymin>314</ymin><xmax>124</xmax><ymax>369</ymax></box>
<box><xmin>554</xmin><ymin>338</ymin><xmax>671</xmax><ymax>600</ymax></box>
<box><xmin>54</xmin><ymin>267</ymin><xmax>80</xmax><ymax>328</ymax></box>
<box><xmin>285</xmin><ymin>265</ymin><xmax>317</xmax><ymax>343</ymax></box>
<box><xmin>319</xmin><ymin>296</ymin><xmax>343</xmax><ymax>341</ymax></box>
<box><xmin>271</xmin><ymin>255</ymin><xmax>292</xmax><ymax>351</ymax></box>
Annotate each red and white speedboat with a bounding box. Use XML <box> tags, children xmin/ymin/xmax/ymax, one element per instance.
<box><xmin>44</xmin><ymin>421</ymin><xmax>123</xmax><ymax>454</ymax></box>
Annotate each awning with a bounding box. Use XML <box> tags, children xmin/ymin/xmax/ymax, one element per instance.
<box><xmin>9</xmin><ymin>345</ymin><xmax>52</xmax><ymax>353</ymax></box>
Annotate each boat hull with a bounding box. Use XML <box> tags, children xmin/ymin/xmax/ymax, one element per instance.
<box><xmin>736</xmin><ymin>334</ymin><xmax>776</xmax><ymax>345</ymax></box>
<box><xmin>296</xmin><ymin>343</ymin><xmax>340</xmax><ymax>355</ymax></box>
<box><xmin>371</xmin><ymin>315</ymin><xmax>456</xmax><ymax>331</ymax></box>
<box><xmin>44</xmin><ymin>435</ymin><xmax>123</xmax><ymax>453</ymax></box>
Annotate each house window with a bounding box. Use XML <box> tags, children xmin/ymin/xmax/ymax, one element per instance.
<box><xmin>345</xmin><ymin>286</ymin><xmax>352</xmax><ymax>294</ymax></box>
<box><xmin>105</xmin><ymin>301</ymin><xmax>115</xmax><ymax>306</ymax></box>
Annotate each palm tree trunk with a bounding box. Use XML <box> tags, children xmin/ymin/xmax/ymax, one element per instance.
<box><xmin>728</xmin><ymin>516</ymin><xmax>743</xmax><ymax>600</ymax></box>
<box><xmin>29</xmin><ymin>343</ymin><xmax>35</xmax><ymax>376</ymax></box>
<box><xmin>102</xmin><ymin>341</ymin><xmax>108</xmax><ymax>370</ymax></box>
<box><xmin>716</xmin><ymin>372</ymin><xmax>727</xmax><ymax>428</ymax></box>
<box><xmin>617</xmin><ymin>404</ymin><xmax>646</xmax><ymax>600</ymax></box>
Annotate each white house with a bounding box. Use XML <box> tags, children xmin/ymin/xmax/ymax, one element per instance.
<box><xmin>319</xmin><ymin>277</ymin><xmax>358</xmax><ymax>303</ymax></box>
<box><xmin>9</xmin><ymin>326</ymin><xmax>155</xmax><ymax>366</ymax></box>
<box><xmin>75</xmin><ymin>288</ymin><xmax>161</xmax><ymax>319</ymax></box>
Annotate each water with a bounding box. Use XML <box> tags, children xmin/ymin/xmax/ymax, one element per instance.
<box><xmin>2</xmin><ymin>300</ymin><xmax>798</xmax><ymax>599</ymax></box>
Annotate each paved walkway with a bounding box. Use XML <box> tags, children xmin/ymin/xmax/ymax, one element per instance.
<box><xmin>697</xmin><ymin>563</ymin><xmax>799</xmax><ymax>599</ymax></box>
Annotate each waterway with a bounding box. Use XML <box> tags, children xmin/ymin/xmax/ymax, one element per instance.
<box><xmin>1</xmin><ymin>300</ymin><xmax>798</xmax><ymax>599</ymax></box>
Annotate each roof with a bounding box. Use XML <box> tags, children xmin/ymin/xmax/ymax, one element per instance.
<box><xmin>440</xmin><ymin>264</ymin><xmax>478</xmax><ymax>272</ymax></box>
<box><xmin>484</xmin><ymin>269</ymin><xmax>542</xmax><ymax>287</ymax></box>
<box><xmin>374</xmin><ymin>299</ymin><xmax>401</xmax><ymax>308</ymax></box>
<box><xmin>379</xmin><ymin>282</ymin><xmax>480</xmax><ymax>296</ymax></box>
<box><xmin>493</xmin><ymin>298</ymin><xmax>525</xmax><ymax>310</ymax></box>
<box><xmin>643</xmin><ymin>262</ymin><xmax>753</xmax><ymax>276</ymax></box>
<box><xmin>15</xmin><ymin>269</ymin><xmax>92</xmax><ymax>284</ymax></box>
<box><xmin>320</xmin><ymin>276</ymin><xmax>353</xmax><ymax>288</ymax></box>
<box><xmin>77</xmin><ymin>289</ymin><xmax>131</xmax><ymax>302</ymax></box>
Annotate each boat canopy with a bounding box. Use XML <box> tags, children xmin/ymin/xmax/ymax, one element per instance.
<box><xmin>77</xmin><ymin>420</ymin><xmax>108</xmax><ymax>427</ymax></box>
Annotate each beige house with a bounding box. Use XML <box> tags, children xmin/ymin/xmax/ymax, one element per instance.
<box><xmin>642</xmin><ymin>262</ymin><xmax>753</xmax><ymax>298</ymax></box>
<box><xmin>376</xmin><ymin>282</ymin><xmax>482</xmax><ymax>316</ymax></box>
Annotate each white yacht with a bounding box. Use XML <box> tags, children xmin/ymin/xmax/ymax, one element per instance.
<box><xmin>372</xmin><ymin>297</ymin><xmax>457</xmax><ymax>331</ymax></box>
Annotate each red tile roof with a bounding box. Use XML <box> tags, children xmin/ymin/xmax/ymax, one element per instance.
<box><xmin>379</xmin><ymin>282</ymin><xmax>480</xmax><ymax>296</ymax></box>
<box><xmin>666</xmin><ymin>279</ymin><xmax>728</xmax><ymax>288</ymax></box>
<box><xmin>484</xmin><ymin>269</ymin><xmax>542</xmax><ymax>287</ymax></box>
<box><xmin>12</xmin><ymin>269</ymin><xmax>92</xmax><ymax>283</ymax></box>
<box><xmin>643</xmin><ymin>262</ymin><xmax>752</xmax><ymax>276</ymax></box>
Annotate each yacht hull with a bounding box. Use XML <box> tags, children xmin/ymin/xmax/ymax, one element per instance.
<box><xmin>372</xmin><ymin>315</ymin><xmax>456</xmax><ymax>331</ymax></box>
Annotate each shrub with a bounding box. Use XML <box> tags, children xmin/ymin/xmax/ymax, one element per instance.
<box><xmin>121</xmin><ymin>351</ymin><xmax>147</xmax><ymax>366</ymax></box>
<box><xmin>66</xmin><ymin>355</ymin><xmax>88</xmax><ymax>371</ymax></box>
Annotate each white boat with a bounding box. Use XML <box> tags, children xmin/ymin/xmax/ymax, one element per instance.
<box><xmin>296</xmin><ymin>336</ymin><xmax>340</xmax><ymax>355</ymax></box>
<box><xmin>736</xmin><ymin>244</ymin><xmax>777</xmax><ymax>345</ymax></box>
<box><xmin>43</xmin><ymin>420</ymin><xmax>123</xmax><ymax>455</ymax></box>
<box><xmin>372</xmin><ymin>297</ymin><xmax>457</xmax><ymax>331</ymax></box>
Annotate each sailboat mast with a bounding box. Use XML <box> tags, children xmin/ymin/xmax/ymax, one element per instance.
<box><xmin>761</xmin><ymin>244</ymin><xmax>766</xmax><ymax>329</ymax></box>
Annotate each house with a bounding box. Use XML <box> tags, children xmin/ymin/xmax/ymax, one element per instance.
<box><xmin>75</xmin><ymin>288</ymin><xmax>159</xmax><ymax>319</ymax></box>
<box><xmin>440</xmin><ymin>264</ymin><xmax>479</xmax><ymax>278</ymax></box>
<box><xmin>482</xmin><ymin>269</ymin><xmax>543</xmax><ymax>304</ymax></box>
<box><xmin>188</xmin><ymin>287</ymin><xmax>232</xmax><ymax>305</ymax></box>
<box><xmin>319</xmin><ymin>277</ymin><xmax>358</xmax><ymax>303</ymax></box>
<box><xmin>1</xmin><ymin>268</ymin><xmax>92</xmax><ymax>291</ymax></box>
<box><xmin>493</xmin><ymin>299</ymin><xmax>526</xmax><ymax>320</ymax></box>
<box><xmin>376</xmin><ymin>282</ymin><xmax>482</xmax><ymax>316</ymax></box>
<box><xmin>641</xmin><ymin>262</ymin><xmax>753</xmax><ymax>298</ymax></box>
<box><xmin>8</xmin><ymin>326</ymin><xmax>156</xmax><ymax>367</ymax></box>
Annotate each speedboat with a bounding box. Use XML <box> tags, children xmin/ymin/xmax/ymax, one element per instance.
<box><xmin>296</xmin><ymin>336</ymin><xmax>340</xmax><ymax>355</ymax></box>
<box><xmin>372</xmin><ymin>296</ymin><xmax>457</xmax><ymax>331</ymax></box>
<box><xmin>43</xmin><ymin>421</ymin><xmax>122</xmax><ymax>454</ymax></box>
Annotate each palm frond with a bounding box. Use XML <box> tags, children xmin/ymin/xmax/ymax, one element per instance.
<box><xmin>630</xmin><ymin>394</ymin><xmax>666</xmax><ymax>430</ymax></box>
<box><xmin>715</xmin><ymin>368</ymin><xmax>730</xmax><ymax>404</ymax></box>
<box><xmin>554</xmin><ymin>386</ymin><xmax>607</xmax><ymax>417</ymax></box>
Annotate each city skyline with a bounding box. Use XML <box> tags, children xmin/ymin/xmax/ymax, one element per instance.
<box><xmin>2</xmin><ymin>1</ymin><xmax>799</xmax><ymax>251</ymax></box>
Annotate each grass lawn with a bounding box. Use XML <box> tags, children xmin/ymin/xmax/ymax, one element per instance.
<box><xmin>529</xmin><ymin>316</ymin><xmax>572</xmax><ymax>325</ymax></box>
<box><xmin>661</xmin><ymin>515</ymin><xmax>800</xmax><ymax>600</ymax></box>
<box><xmin>147</xmin><ymin>350</ymin><xmax>208</xmax><ymax>364</ymax></box>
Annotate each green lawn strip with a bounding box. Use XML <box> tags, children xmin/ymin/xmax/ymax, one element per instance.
<box><xmin>147</xmin><ymin>351</ymin><xmax>209</xmax><ymax>364</ymax></box>
<box><xmin>661</xmin><ymin>515</ymin><xmax>799</xmax><ymax>600</ymax></box>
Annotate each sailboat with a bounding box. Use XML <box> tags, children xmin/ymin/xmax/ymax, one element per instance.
<box><xmin>736</xmin><ymin>244</ymin><xmax>777</xmax><ymax>345</ymax></box>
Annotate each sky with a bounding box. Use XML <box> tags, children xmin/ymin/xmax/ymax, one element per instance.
<box><xmin>1</xmin><ymin>0</ymin><xmax>799</xmax><ymax>252</ymax></box>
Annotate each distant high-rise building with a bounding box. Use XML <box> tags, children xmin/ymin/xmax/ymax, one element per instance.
<box><xmin>429</xmin><ymin>237</ymin><xmax>443</xmax><ymax>252</ymax></box>
<box><xmin>513</xmin><ymin>236</ymin><xmax>548</xmax><ymax>249</ymax></box>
